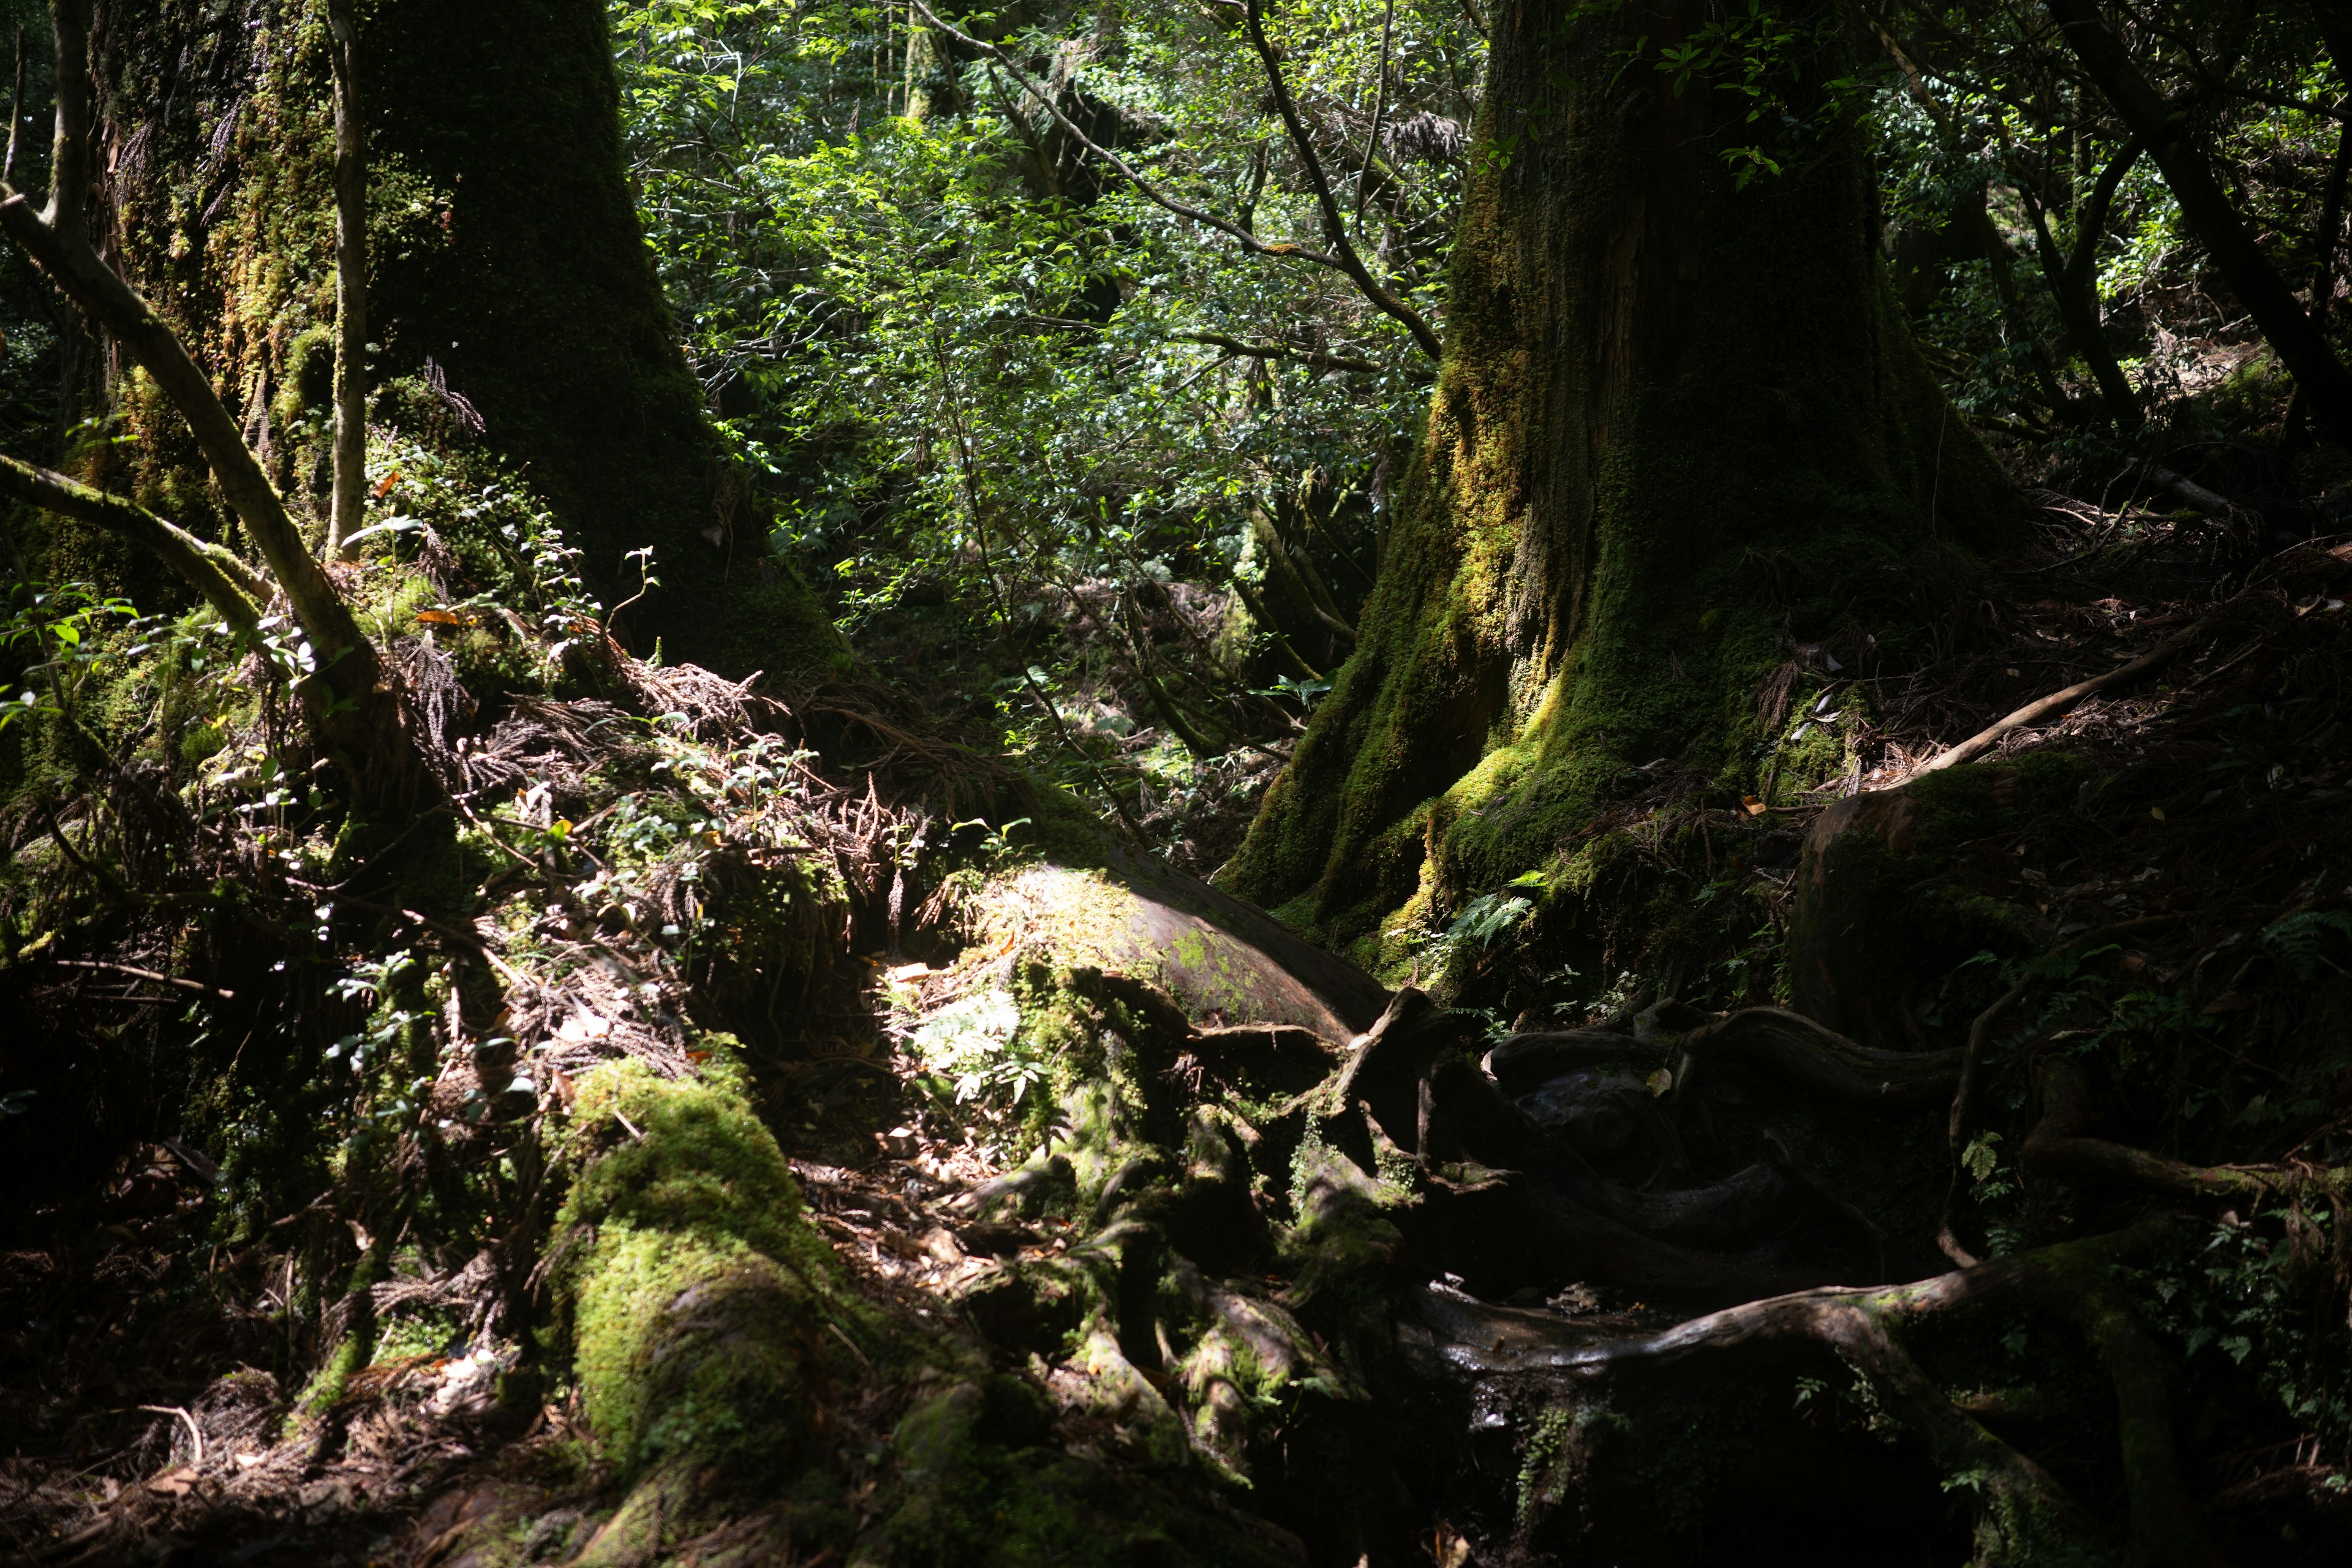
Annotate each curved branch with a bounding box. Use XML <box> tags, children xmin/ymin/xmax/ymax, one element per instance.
<box><xmin>0</xmin><ymin>456</ymin><xmax>264</xmax><ymax>630</ymax></box>
<box><xmin>0</xmin><ymin>6</ymin><xmax>331</xmax><ymax>633</ymax></box>
<box><xmin>1168</xmin><ymin>330</ymin><xmax>1387</xmax><ymax>375</ymax></box>
<box><xmin>2024</xmin><ymin>1058</ymin><xmax>2350</xmax><ymax>1200</ymax></box>
<box><xmin>1482</xmin><ymin>1028</ymin><xmax>1667</xmax><ymax>1095</ymax></box>
<box><xmin>909</xmin><ymin>6</ymin><xmax>1347</xmax><ymax>271</ymax></box>
<box><xmin>1239</xmin><ymin>0</ymin><xmax>1443</xmax><ymax>361</ymax></box>
<box><xmin>1471</xmin><ymin>1221</ymin><xmax>2212</xmax><ymax>1559</ymax></box>
<box><xmin>1948</xmin><ymin>977</ymin><xmax>2035</xmax><ymax>1153</ymax></box>
<box><xmin>1679</xmin><ymin>1007</ymin><xmax>1963</xmax><ymax>1106</ymax></box>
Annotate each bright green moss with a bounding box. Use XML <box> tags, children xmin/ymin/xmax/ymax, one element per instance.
<box><xmin>553</xmin><ymin>1055</ymin><xmax>856</xmax><ymax>1479</ymax></box>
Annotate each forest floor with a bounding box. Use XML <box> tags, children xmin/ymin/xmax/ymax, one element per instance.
<box><xmin>7</xmin><ymin>369</ymin><xmax>2352</xmax><ymax>1564</ymax></box>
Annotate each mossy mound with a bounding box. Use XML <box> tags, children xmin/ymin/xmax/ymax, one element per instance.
<box><xmin>1790</xmin><ymin>751</ymin><xmax>2091</xmax><ymax>1045</ymax></box>
<box><xmin>555</xmin><ymin>1054</ymin><xmax>864</xmax><ymax>1479</ymax></box>
<box><xmin>967</xmin><ymin>853</ymin><xmax>1389</xmax><ymax>1045</ymax></box>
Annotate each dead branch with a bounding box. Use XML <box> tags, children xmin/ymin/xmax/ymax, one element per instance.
<box><xmin>1169</xmin><ymin>330</ymin><xmax>1386</xmax><ymax>375</ymax></box>
<box><xmin>1912</xmin><ymin>625</ymin><xmax>2199</xmax><ymax>775</ymax></box>
<box><xmin>51</xmin><ymin>957</ymin><xmax>234</xmax><ymax>1000</ymax></box>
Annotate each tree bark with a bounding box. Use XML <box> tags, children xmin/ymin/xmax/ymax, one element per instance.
<box><xmin>1223</xmin><ymin>0</ymin><xmax>2012</xmax><ymax>943</ymax></box>
<box><xmin>362</xmin><ymin>0</ymin><xmax>846</xmax><ymax>674</ymax></box>
<box><xmin>903</xmin><ymin>7</ymin><xmax>960</xmax><ymax>123</ymax></box>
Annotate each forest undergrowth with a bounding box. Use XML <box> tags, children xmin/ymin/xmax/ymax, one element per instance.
<box><xmin>5</xmin><ymin>356</ymin><xmax>2352</xmax><ymax>1564</ymax></box>
<box><xmin>8</xmin><ymin>1</ymin><xmax>2352</xmax><ymax>1564</ymax></box>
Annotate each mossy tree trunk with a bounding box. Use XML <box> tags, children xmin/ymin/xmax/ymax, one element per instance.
<box><xmin>60</xmin><ymin>0</ymin><xmax>841</xmax><ymax>679</ymax></box>
<box><xmin>1222</xmin><ymin>0</ymin><xmax>2014</xmax><ymax>952</ymax></box>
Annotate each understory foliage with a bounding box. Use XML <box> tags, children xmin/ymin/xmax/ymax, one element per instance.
<box><xmin>614</xmin><ymin>0</ymin><xmax>1478</xmax><ymax>865</ymax></box>
<box><xmin>609</xmin><ymin>0</ymin><xmax>2352</xmax><ymax>886</ymax></box>
<box><xmin>7</xmin><ymin>1</ymin><xmax>2352</xmax><ymax>1565</ymax></box>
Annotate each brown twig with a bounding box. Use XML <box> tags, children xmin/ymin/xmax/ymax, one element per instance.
<box><xmin>137</xmin><ymin>1404</ymin><xmax>203</xmax><ymax>1466</ymax></box>
<box><xmin>1912</xmin><ymin>627</ymin><xmax>2201</xmax><ymax>775</ymax></box>
<box><xmin>51</xmin><ymin>959</ymin><xmax>233</xmax><ymax>1001</ymax></box>
<box><xmin>1167</xmin><ymin>330</ymin><xmax>1385</xmax><ymax>374</ymax></box>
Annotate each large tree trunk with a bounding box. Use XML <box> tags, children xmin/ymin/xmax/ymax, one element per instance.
<box><xmin>1221</xmin><ymin>0</ymin><xmax>2014</xmax><ymax>950</ymax></box>
<box><xmin>68</xmin><ymin>0</ymin><xmax>840</xmax><ymax>679</ymax></box>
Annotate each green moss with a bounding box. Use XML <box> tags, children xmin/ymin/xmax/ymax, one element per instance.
<box><xmin>292</xmin><ymin>1241</ymin><xmax>384</xmax><ymax>1422</ymax></box>
<box><xmin>1221</xmin><ymin>2</ymin><xmax>2018</xmax><ymax>952</ymax></box>
<box><xmin>970</xmin><ymin>865</ymin><xmax>1363</xmax><ymax>1042</ymax></box>
<box><xmin>1903</xmin><ymin>748</ymin><xmax>2090</xmax><ymax>850</ymax></box>
<box><xmin>281</xmin><ymin>324</ymin><xmax>337</xmax><ymax>424</ymax></box>
<box><xmin>870</xmin><ymin>1376</ymin><xmax>1297</xmax><ymax>1567</ymax></box>
<box><xmin>372</xmin><ymin>1308</ymin><xmax>461</xmax><ymax>1366</ymax></box>
<box><xmin>1280</xmin><ymin>1124</ymin><xmax>1405</xmax><ymax>1317</ymax></box>
<box><xmin>553</xmin><ymin>1054</ymin><xmax>858</xmax><ymax>1479</ymax></box>
<box><xmin>178</xmin><ymin>720</ymin><xmax>227</xmax><ymax>768</ymax></box>
<box><xmin>356</xmin><ymin>569</ymin><xmax>439</xmax><ymax>644</ymax></box>
<box><xmin>1789</xmin><ymin>753</ymin><xmax>2092</xmax><ymax>1036</ymax></box>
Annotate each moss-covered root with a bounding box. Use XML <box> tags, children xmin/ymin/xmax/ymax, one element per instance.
<box><xmin>867</xmin><ymin>1376</ymin><xmax>1305</xmax><ymax>1568</ymax></box>
<box><xmin>553</xmin><ymin>1057</ymin><xmax>865</xmax><ymax>1485</ymax></box>
<box><xmin>568</xmin><ymin>1461</ymin><xmax>701</xmax><ymax>1568</ymax></box>
<box><xmin>2026</xmin><ymin>1057</ymin><xmax>2352</xmax><ymax>1205</ymax></box>
<box><xmin>2038</xmin><ymin>1260</ymin><xmax>2231</xmax><ymax>1568</ymax></box>
<box><xmin>1789</xmin><ymin>754</ymin><xmax>2089</xmax><ymax>1044</ymax></box>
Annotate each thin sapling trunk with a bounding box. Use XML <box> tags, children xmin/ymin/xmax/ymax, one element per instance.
<box><xmin>326</xmin><ymin>0</ymin><xmax>369</xmax><ymax>560</ymax></box>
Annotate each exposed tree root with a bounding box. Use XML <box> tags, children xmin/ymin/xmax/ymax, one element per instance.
<box><xmin>2026</xmin><ymin>1057</ymin><xmax>2352</xmax><ymax>1201</ymax></box>
<box><xmin>1677</xmin><ymin>1006</ymin><xmax>1963</xmax><ymax>1106</ymax></box>
<box><xmin>1422</xmin><ymin>1220</ymin><xmax>2225</xmax><ymax>1566</ymax></box>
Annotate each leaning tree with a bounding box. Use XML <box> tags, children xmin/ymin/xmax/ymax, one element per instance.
<box><xmin>4</xmin><ymin>0</ymin><xmax>843</xmax><ymax>693</ymax></box>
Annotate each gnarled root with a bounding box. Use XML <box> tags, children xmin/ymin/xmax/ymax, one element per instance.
<box><xmin>1678</xmin><ymin>1006</ymin><xmax>1964</xmax><ymax>1106</ymax></box>
<box><xmin>2026</xmin><ymin>1057</ymin><xmax>2350</xmax><ymax>1201</ymax></box>
<box><xmin>1425</xmin><ymin>1221</ymin><xmax>2227</xmax><ymax>1567</ymax></box>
